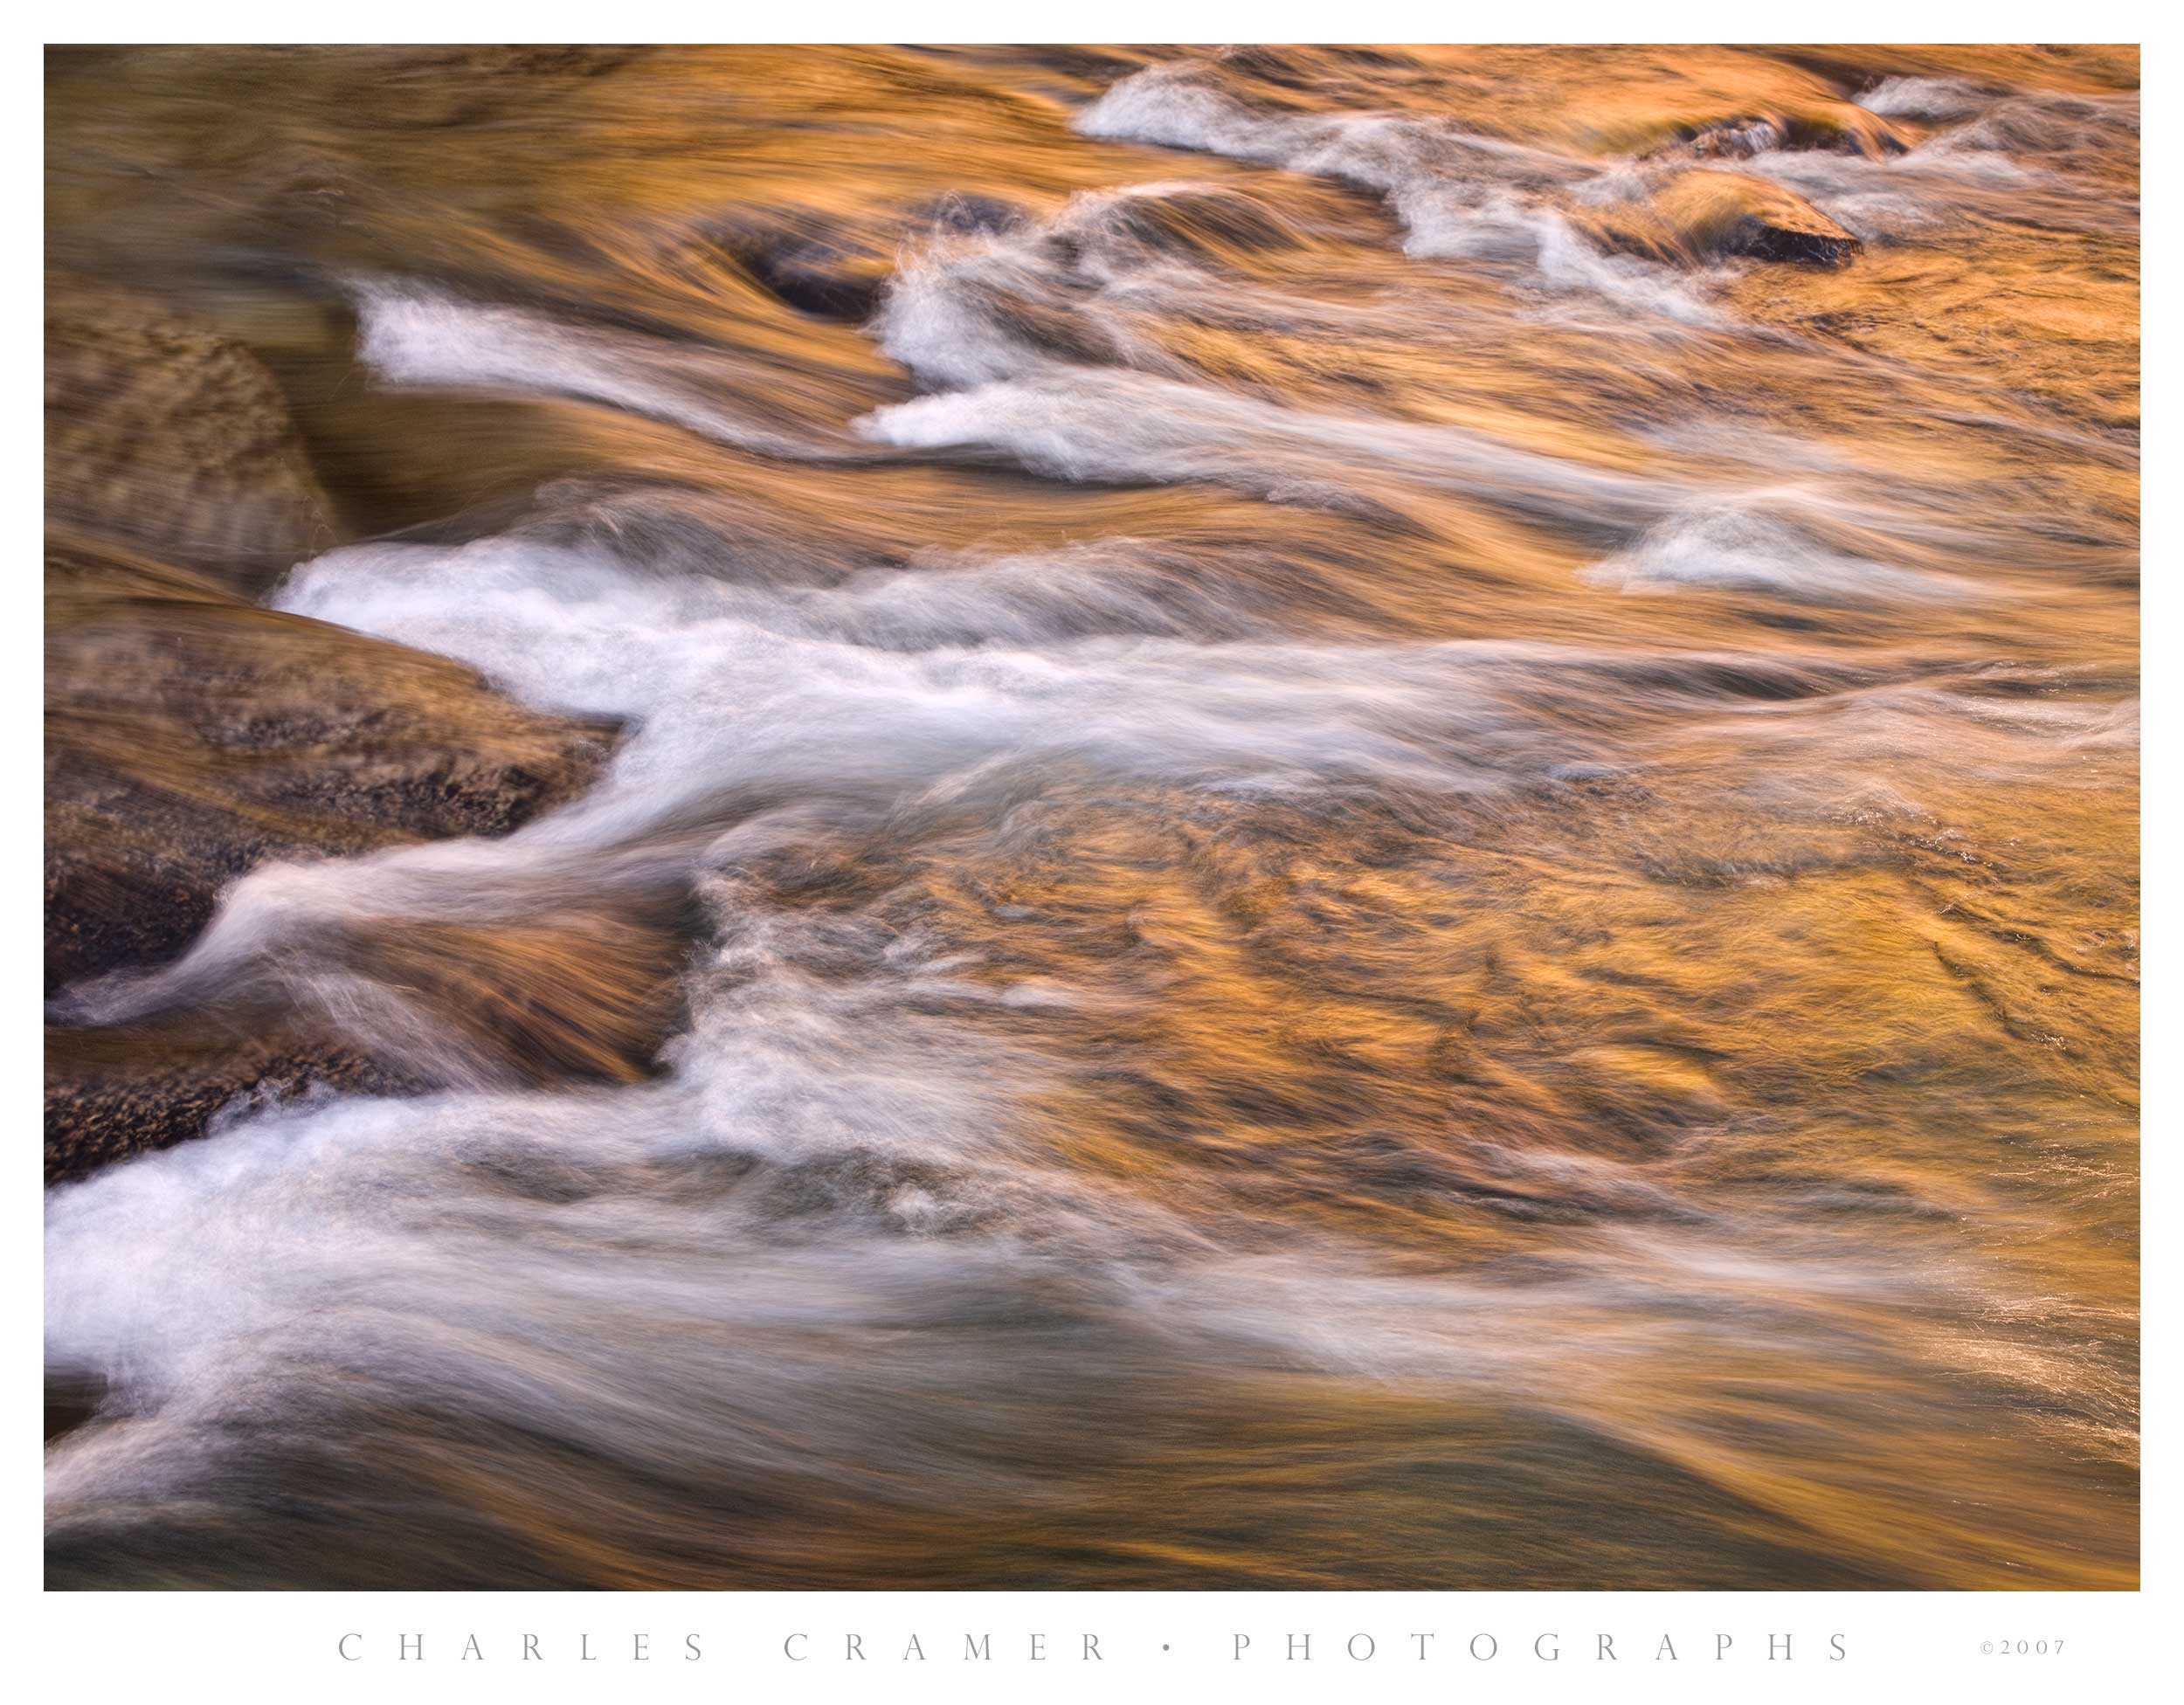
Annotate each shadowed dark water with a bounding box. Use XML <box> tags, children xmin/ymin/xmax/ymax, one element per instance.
<box><xmin>45</xmin><ymin>44</ymin><xmax>2138</xmax><ymax>1588</ymax></box>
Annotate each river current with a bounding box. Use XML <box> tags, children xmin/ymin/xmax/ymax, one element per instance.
<box><xmin>44</xmin><ymin>45</ymin><xmax>2139</xmax><ymax>1588</ymax></box>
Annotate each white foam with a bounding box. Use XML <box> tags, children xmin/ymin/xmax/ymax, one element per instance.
<box><xmin>1077</xmin><ymin>65</ymin><xmax>1718</xmax><ymax>323</ymax></box>
<box><xmin>1582</xmin><ymin>503</ymin><xmax>1965</xmax><ymax>604</ymax></box>
<box><xmin>355</xmin><ymin>283</ymin><xmax>825</xmax><ymax>455</ymax></box>
<box><xmin>48</xmin><ymin>879</ymin><xmax>1881</xmax><ymax>1525</ymax></box>
<box><xmin>870</xmin><ymin>177</ymin><xmax>1413</xmax><ymax>395</ymax></box>
<box><xmin>1856</xmin><ymin>76</ymin><xmax>1994</xmax><ymax>122</ymax></box>
<box><xmin>857</xmin><ymin>363</ymin><xmax>1677</xmax><ymax>527</ymax></box>
<box><xmin>1743</xmin><ymin>91</ymin><xmax>2132</xmax><ymax>239</ymax></box>
<box><xmin>62</xmin><ymin>526</ymin><xmax>1650</xmax><ymax>1033</ymax></box>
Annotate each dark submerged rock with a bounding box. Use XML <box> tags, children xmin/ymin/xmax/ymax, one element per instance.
<box><xmin>702</xmin><ymin>214</ymin><xmax>896</xmax><ymax>323</ymax></box>
<box><xmin>1586</xmin><ymin>169</ymin><xmax>1863</xmax><ymax>269</ymax></box>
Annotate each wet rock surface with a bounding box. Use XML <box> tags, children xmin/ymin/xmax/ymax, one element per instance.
<box><xmin>41</xmin><ymin>528</ymin><xmax>648</xmax><ymax>1180</ymax></box>
<box><xmin>45</xmin><ymin>1016</ymin><xmax>420</xmax><ymax>1187</ymax></box>
<box><xmin>45</xmin><ymin>281</ymin><xmax>342</xmax><ymax>594</ymax></box>
<box><xmin>42</xmin><ymin>289</ymin><xmax>664</xmax><ymax>1184</ymax></box>
<box><xmin>44</xmin><ymin>530</ymin><xmax>619</xmax><ymax>982</ymax></box>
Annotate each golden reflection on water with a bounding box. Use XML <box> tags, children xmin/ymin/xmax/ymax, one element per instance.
<box><xmin>45</xmin><ymin>44</ymin><xmax>2137</xmax><ymax>1589</ymax></box>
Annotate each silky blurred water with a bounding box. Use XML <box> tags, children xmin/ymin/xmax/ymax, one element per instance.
<box><xmin>44</xmin><ymin>44</ymin><xmax>2138</xmax><ymax>1588</ymax></box>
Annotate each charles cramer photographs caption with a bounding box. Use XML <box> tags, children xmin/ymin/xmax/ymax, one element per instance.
<box><xmin>329</xmin><ymin>1624</ymin><xmax>1860</xmax><ymax>1664</ymax></box>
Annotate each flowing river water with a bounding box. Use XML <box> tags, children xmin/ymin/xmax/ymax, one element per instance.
<box><xmin>44</xmin><ymin>45</ymin><xmax>2139</xmax><ymax>1588</ymax></box>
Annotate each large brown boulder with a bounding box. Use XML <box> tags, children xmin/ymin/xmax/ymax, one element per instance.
<box><xmin>43</xmin><ymin>284</ymin><xmax>680</xmax><ymax>1184</ymax></box>
<box><xmin>45</xmin><ymin>280</ymin><xmax>340</xmax><ymax>594</ymax></box>
<box><xmin>44</xmin><ymin>529</ymin><xmax>620</xmax><ymax>990</ymax></box>
<box><xmin>42</xmin><ymin>529</ymin><xmax>667</xmax><ymax>1182</ymax></box>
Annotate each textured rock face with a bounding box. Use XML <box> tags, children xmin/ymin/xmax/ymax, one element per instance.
<box><xmin>1585</xmin><ymin>169</ymin><xmax>1863</xmax><ymax>269</ymax></box>
<box><xmin>41</xmin><ymin>528</ymin><xmax>655</xmax><ymax>1183</ymax></box>
<box><xmin>44</xmin><ymin>530</ymin><xmax>620</xmax><ymax>989</ymax></box>
<box><xmin>43</xmin><ymin>287</ymin><xmax>674</xmax><ymax>1184</ymax></box>
<box><xmin>45</xmin><ymin>1017</ymin><xmax>414</xmax><ymax>1187</ymax></box>
<box><xmin>45</xmin><ymin>282</ymin><xmax>342</xmax><ymax>594</ymax></box>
